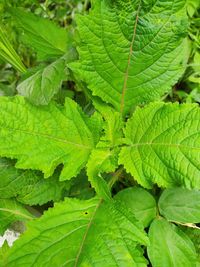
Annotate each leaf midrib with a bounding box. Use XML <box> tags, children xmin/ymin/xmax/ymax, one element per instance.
<box><xmin>0</xmin><ymin>125</ymin><xmax>92</xmax><ymax>150</ymax></box>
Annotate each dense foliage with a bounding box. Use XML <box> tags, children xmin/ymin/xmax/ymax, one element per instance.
<box><xmin>0</xmin><ymin>0</ymin><xmax>200</xmax><ymax>266</ymax></box>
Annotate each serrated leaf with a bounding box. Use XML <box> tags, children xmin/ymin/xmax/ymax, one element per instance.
<box><xmin>0</xmin><ymin>199</ymin><xmax>33</xmax><ymax>236</ymax></box>
<box><xmin>119</xmin><ymin>102</ymin><xmax>200</xmax><ymax>189</ymax></box>
<box><xmin>70</xmin><ymin>0</ymin><xmax>188</xmax><ymax>115</ymax></box>
<box><xmin>7</xmin><ymin>198</ymin><xmax>148</xmax><ymax>267</ymax></box>
<box><xmin>0</xmin><ymin>96</ymin><xmax>102</xmax><ymax>180</ymax></box>
<box><xmin>159</xmin><ymin>188</ymin><xmax>200</xmax><ymax>223</ymax></box>
<box><xmin>87</xmin><ymin>148</ymin><xmax>118</xmax><ymax>200</ymax></box>
<box><xmin>147</xmin><ymin>218</ymin><xmax>197</xmax><ymax>267</ymax></box>
<box><xmin>9</xmin><ymin>8</ymin><xmax>72</xmax><ymax>60</ymax></box>
<box><xmin>87</xmin><ymin>102</ymin><xmax>123</xmax><ymax>200</ymax></box>
<box><xmin>0</xmin><ymin>158</ymin><xmax>68</xmax><ymax>206</ymax></box>
<box><xmin>115</xmin><ymin>187</ymin><xmax>157</xmax><ymax>227</ymax></box>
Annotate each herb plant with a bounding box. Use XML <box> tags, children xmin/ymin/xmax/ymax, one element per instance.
<box><xmin>0</xmin><ymin>0</ymin><xmax>200</xmax><ymax>266</ymax></box>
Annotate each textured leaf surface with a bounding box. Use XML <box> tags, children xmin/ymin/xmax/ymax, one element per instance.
<box><xmin>70</xmin><ymin>0</ymin><xmax>188</xmax><ymax>114</ymax></box>
<box><xmin>0</xmin><ymin>199</ymin><xmax>33</xmax><ymax>235</ymax></box>
<box><xmin>159</xmin><ymin>188</ymin><xmax>200</xmax><ymax>223</ymax></box>
<box><xmin>17</xmin><ymin>57</ymin><xmax>66</xmax><ymax>105</ymax></box>
<box><xmin>147</xmin><ymin>218</ymin><xmax>197</xmax><ymax>267</ymax></box>
<box><xmin>0</xmin><ymin>96</ymin><xmax>102</xmax><ymax>180</ymax></box>
<box><xmin>9</xmin><ymin>8</ymin><xmax>71</xmax><ymax>60</ymax></box>
<box><xmin>115</xmin><ymin>187</ymin><xmax>156</xmax><ymax>227</ymax></box>
<box><xmin>7</xmin><ymin>198</ymin><xmax>148</xmax><ymax>267</ymax></box>
<box><xmin>119</xmin><ymin>102</ymin><xmax>200</xmax><ymax>189</ymax></box>
<box><xmin>0</xmin><ymin>158</ymin><xmax>68</xmax><ymax>205</ymax></box>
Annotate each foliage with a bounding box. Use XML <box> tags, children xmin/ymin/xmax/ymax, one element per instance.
<box><xmin>0</xmin><ymin>0</ymin><xmax>200</xmax><ymax>266</ymax></box>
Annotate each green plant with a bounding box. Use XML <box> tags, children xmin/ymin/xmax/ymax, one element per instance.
<box><xmin>0</xmin><ymin>0</ymin><xmax>200</xmax><ymax>266</ymax></box>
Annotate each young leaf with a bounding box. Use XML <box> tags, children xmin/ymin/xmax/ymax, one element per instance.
<box><xmin>0</xmin><ymin>199</ymin><xmax>33</xmax><ymax>235</ymax></box>
<box><xmin>70</xmin><ymin>0</ymin><xmax>188</xmax><ymax>114</ymax></box>
<box><xmin>119</xmin><ymin>102</ymin><xmax>200</xmax><ymax>189</ymax></box>
<box><xmin>7</xmin><ymin>198</ymin><xmax>148</xmax><ymax>266</ymax></box>
<box><xmin>159</xmin><ymin>188</ymin><xmax>200</xmax><ymax>223</ymax></box>
<box><xmin>115</xmin><ymin>187</ymin><xmax>157</xmax><ymax>227</ymax></box>
<box><xmin>9</xmin><ymin>8</ymin><xmax>72</xmax><ymax>60</ymax></box>
<box><xmin>147</xmin><ymin>218</ymin><xmax>197</xmax><ymax>267</ymax></box>
<box><xmin>87</xmin><ymin>103</ymin><xmax>123</xmax><ymax>200</ymax></box>
<box><xmin>0</xmin><ymin>158</ymin><xmax>68</xmax><ymax>206</ymax></box>
<box><xmin>0</xmin><ymin>96</ymin><xmax>102</xmax><ymax>180</ymax></box>
<box><xmin>87</xmin><ymin>148</ymin><xmax>118</xmax><ymax>200</ymax></box>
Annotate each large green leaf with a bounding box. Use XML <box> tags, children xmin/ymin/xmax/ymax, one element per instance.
<box><xmin>0</xmin><ymin>158</ymin><xmax>68</xmax><ymax>205</ymax></box>
<box><xmin>7</xmin><ymin>198</ymin><xmax>148</xmax><ymax>266</ymax></box>
<box><xmin>0</xmin><ymin>96</ymin><xmax>102</xmax><ymax>180</ymax></box>
<box><xmin>70</xmin><ymin>0</ymin><xmax>188</xmax><ymax>115</ymax></box>
<box><xmin>115</xmin><ymin>187</ymin><xmax>157</xmax><ymax>227</ymax></box>
<box><xmin>147</xmin><ymin>218</ymin><xmax>197</xmax><ymax>267</ymax></box>
<box><xmin>0</xmin><ymin>199</ymin><xmax>33</xmax><ymax>235</ymax></box>
<box><xmin>119</xmin><ymin>102</ymin><xmax>200</xmax><ymax>189</ymax></box>
<box><xmin>9</xmin><ymin>8</ymin><xmax>72</xmax><ymax>60</ymax></box>
<box><xmin>159</xmin><ymin>188</ymin><xmax>200</xmax><ymax>223</ymax></box>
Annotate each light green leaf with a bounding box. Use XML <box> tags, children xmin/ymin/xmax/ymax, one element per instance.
<box><xmin>0</xmin><ymin>158</ymin><xmax>68</xmax><ymax>206</ymax></box>
<box><xmin>7</xmin><ymin>198</ymin><xmax>148</xmax><ymax>266</ymax></box>
<box><xmin>147</xmin><ymin>218</ymin><xmax>197</xmax><ymax>267</ymax></box>
<box><xmin>0</xmin><ymin>96</ymin><xmax>102</xmax><ymax>180</ymax></box>
<box><xmin>119</xmin><ymin>102</ymin><xmax>200</xmax><ymax>189</ymax></box>
<box><xmin>115</xmin><ymin>187</ymin><xmax>157</xmax><ymax>227</ymax></box>
<box><xmin>87</xmin><ymin>102</ymin><xmax>123</xmax><ymax>200</ymax></box>
<box><xmin>9</xmin><ymin>8</ymin><xmax>72</xmax><ymax>60</ymax></box>
<box><xmin>87</xmin><ymin>148</ymin><xmax>118</xmax><ymax>200</ymax></box>
<box><xmin>70</xmin><ymin>0</ymin><xmax>188</xmax><ymax>115</ymax></box>
<box><xmin>17</xmin><ymin>57</ymin><xmax>66</xmax><ymax>105</ymax></box>
<box><xmin>159</xmin><ymin>188</ymin><xmax>200</xmax><ymax>223</ymax></box>
<box><xmin>0</xmin><ymin>199</ymin><xmax>33</xmax><ymax>235</ymax></box>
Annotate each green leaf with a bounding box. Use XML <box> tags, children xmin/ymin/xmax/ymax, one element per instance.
<box><xmin>17</xmin><ymin>50</ymin><xmax>78</xmax><ymax>105</ymax></box>
<box><xmin>119</xmin><ymin>102</ymin><xmax>200</xmax><ymax>189</ymax></box>
<box><xmin>7</xmin><ymin>198</ymin><xmax>148</xmax><ymax>266</ymax></box>
<box><xmin>159</xmin><ymin>188</ymin><xmax>200</xmax><ymax>223</ymax></box>
<box><xmin>9</xmin><ymin>8</ymin><xmax>72</xmax><ymax>60</ymax></box>
<box><xmin>0</xmin><ymin>241</ymin><xmax>9</xmax><ymax>267</ymax></box>
<box><xmin>87</xmin><ymin>102</ymin><xmax>123</xmax><ymax>200</ymax></box>
<box><xmin>0</xmin><ymin>158</ymin><xmax>68</xmax><ymax>206</ymax></box>
<box><xmin>17</xmin><ymin>57</ymin><xmax>66</xmax><ymax>105</ymax></box>
<box><xmin>87</xmin><ymin>148</ymin><xmax>118</xmax><ymax>200</ymax></box>
<box><xmin>183</xmin><ymin>227</ymin><xmax>200</xmax><ymax>263</ymax></box>
<box><xmin>0</xmin><ymin>25</ymin><xmax>26</xmax><ymax>73</ymax></box>
<box><xmin>0</xmin><ymin>199</ymin><xmax>33</xmax><ymax>235</ymax></box>
<box><xmin>115</xmin><ymin>187</ymin><xmax>157</xmax><ymax>227</ymax></box>
<box><xmin>147</xmin><ymin>218</ymin><xmax>197</xmax><ymax>267</ymax></box>
<box><xmin>0</xmin><ymin>96</ymin><xmax>102</xmax><ymax>180</ymax></box>
<box><xmin>70</xmin><ymin>0</ymin><xmax>188</xmax><ymax>115</ymax></box>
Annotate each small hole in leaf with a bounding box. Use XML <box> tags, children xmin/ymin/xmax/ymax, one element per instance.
<box><xmin>85</xmin><ymin>212</ymin><xmax>88</xmax><ymax>215</ymax></box>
